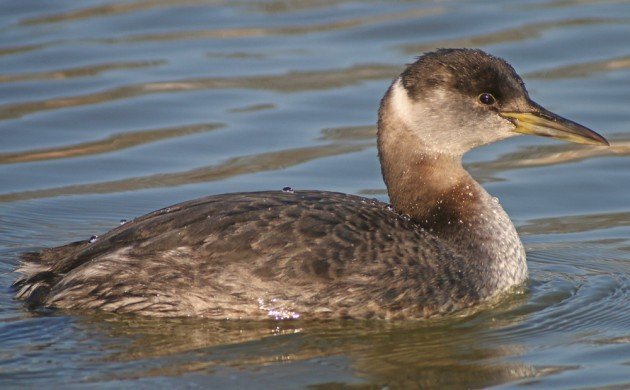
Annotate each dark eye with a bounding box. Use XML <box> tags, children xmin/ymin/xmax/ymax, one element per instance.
<box><xmin>478</xmin><ymin>93</ymin><xmax>496</xmax><ymax>105</ymax></box>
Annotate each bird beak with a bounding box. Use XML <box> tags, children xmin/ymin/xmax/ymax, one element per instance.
<box><xmin>500</xmin><ymin>104</ymin><xmax>609</xmax><ymax>146</ymax></box>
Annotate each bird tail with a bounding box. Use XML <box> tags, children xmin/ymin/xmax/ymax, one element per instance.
<box><xmin>12</xmin><ymin>240</ymin><xmax>86</xmax><ymax>306</ymax></box>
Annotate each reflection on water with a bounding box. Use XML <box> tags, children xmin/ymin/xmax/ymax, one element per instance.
<box><xmin>0</xmin><ymin>60</ymin><xmax>165</xmax><ymax>83</ymax></box>
<box><xmin>101</xmin><ymin>8</ymin><xmax>444</xmax><ymax>43</ymax></box>
<box><xmin>0</xmin><ymin>123</ymin><xmax>222</xmax><ymax>164</ymax></box>
<box><xmin>400</xmin><ymin>17</ymin><xmax>626</xmax><ymax>54</ymax></box>
<box><xmin>527</xmin><ymin>55</ymin><xmax>630</xmax><ymax>79</ymax></box>
<box><xmin>520</xmin><ymin>212</ymin><xmax>630</xmax><ymax>235</ymax></box>
<box><xmin>468</xmin><ymin>135</ymin><xmax>630</xmax><ymax>174</ymax></box>
<box><xmin>0</xmin><ymin>126</ymin><xmax>371</xmax><ymax>202</ymax></box>
<box><xmin>70</xmin><ymin>297</ymin><xmax>538</xmax><ymax>387</ymax></box>
<box><xmin>0</xmin><ymin>64</ymin><xmax>399</xmax><ymax>120</ymax></box>
<box><xmin>19</xmin><ymin>0</ymin><xmax>363</xmax><ymax>26</ymax></box>
<box><xmin>19</xmin><ymin>0</ymin><xmax>209</xmax><ymax>26</ymax></box>
<box><xmin>1</xmin><ymin>0</ymin><xmax>629</xmax><ymax>388</ymax></box>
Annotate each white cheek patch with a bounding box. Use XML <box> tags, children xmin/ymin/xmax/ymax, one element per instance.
<box><xmin>388</xmin><ymin>77</ymin><xmax>451</xmax><ymax>153</ymax></box>
<box><xmin>389</xmin><ymin>78</ymin><xmax>417</xmax><ymax>127</ymax></box>
<box><xmin>389</xmin><ymin>78</ymin><xmax>450</xmax><ymax>125</ymax></box>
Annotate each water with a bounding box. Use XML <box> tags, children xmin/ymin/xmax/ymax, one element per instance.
<box><xmin>1</xmin><ymin>0</ymin><xmax>629</xmax><ymax>387</ymax></box>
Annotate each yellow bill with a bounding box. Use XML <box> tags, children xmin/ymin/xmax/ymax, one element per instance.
<box><xmin>500</xmin><ymin>109</ymin><xmax>609</xmax><ymax>146</ymax></box>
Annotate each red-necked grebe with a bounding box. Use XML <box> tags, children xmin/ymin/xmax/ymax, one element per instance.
<box><xmin>13</xmin><ymin>49</ymin><xmax>608</xmax><ymax>319</ymax></box>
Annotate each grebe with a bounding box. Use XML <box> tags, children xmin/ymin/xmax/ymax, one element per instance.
<box><xmin>13</xmin><ymin>49</ymin><xmax>608</xmax><ymax>319</ymax></box>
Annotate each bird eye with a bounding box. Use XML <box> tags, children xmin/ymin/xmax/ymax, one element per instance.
<box><xmin>478</xmin><ymin>93</ymin><xmax>496</xmax><ymax>105</ymax></box>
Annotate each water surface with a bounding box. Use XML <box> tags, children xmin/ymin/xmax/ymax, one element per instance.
<box><xmin>1</xmin><ymin>0</ymin><xmax>629</xmax><ymax>388</ymax></box>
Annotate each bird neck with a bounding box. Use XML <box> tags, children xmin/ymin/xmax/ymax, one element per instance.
<box><xmin>378</xmin><ymin>131</ymin><xmax>475</xmax><ymax>231</ymax></box>
<box><xmin>377</xmin><ymin>107</ymin><xmax>527</xmax><ymax>293</ymax></box>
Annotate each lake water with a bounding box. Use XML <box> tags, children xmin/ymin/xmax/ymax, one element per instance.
<box><xmin>1</xmin><ymin>0</ymin><xmax>629</xmax><ymax>388</ymax></box>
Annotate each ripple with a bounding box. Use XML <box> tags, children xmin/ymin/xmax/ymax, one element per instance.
<box><xmin>1</xmin><ymin>0</ymin><xmax>629</xmax><ymax>388</ymax></box>
<box><xmin>400</xmin><ymin>17</ymin><xmax>627</xmax><ymax>54</ymax></box>
<box><xmin>0</xmin><ymin>141</ymin><xmax>371</xmax><ymax>202</ymax></box>
<box><xmin>0</xmin><ymin>60</ymin><xmax>165</xmax><ymax>84</ymax></box>
<box><xmin>526</xmin><ymin>55</ymin><xmax>630</xmax><ymax>79</ymax></box>
<box><xmin>520</xmin><ymin>213</ymin><xmax>630</xmax><ymax>235</ymax></box>
<box><xmin>101</xmin><ymin>8</ymin><xmax>443</xmax><ymax>43</ymax></box>
<box><xmin>18</xmin><ymin>0</ymin><xmax>382</xmax><ymax>26</ymax></box>
<box><xmin>0</xmin><ymin>64</ymin><xmax>398</xmax><ymax>121</ymax></box>
<box><xmin>468</xmin><ymin>134</ymin><xmax>628</xmax><ymax>176</ymax></box>
<box><xmin>0</xmin><ymin>123</ymin><xmax>222</xmax><ymax>164</ymax></box>
<box><xmin>526</xmin><ymin>0</ymin><xmax>630</xmax><ymax>10</ymax></box>
<box><xmin>227</xmin><ymin>103</ymin><xmax>276</xmax><ymax>113</ymax></box>
<box><xmin>0</xmin><ymin>43</ymin><xmax>46</xmax><ymax>58</ymax></box>
<box><xmin>318</xmin><ymin>125</ymin><xmax>375</xmax><ymax>141</ymax></box>
<box><xmin>486</xmin><ymin>244</ymin><xmax>629</xmax><ymax>343</ymax></box>
<box><xmin>19</xmin><ymin>0</ymin><xmax>209</xmax><ymax>26</ymax></box>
